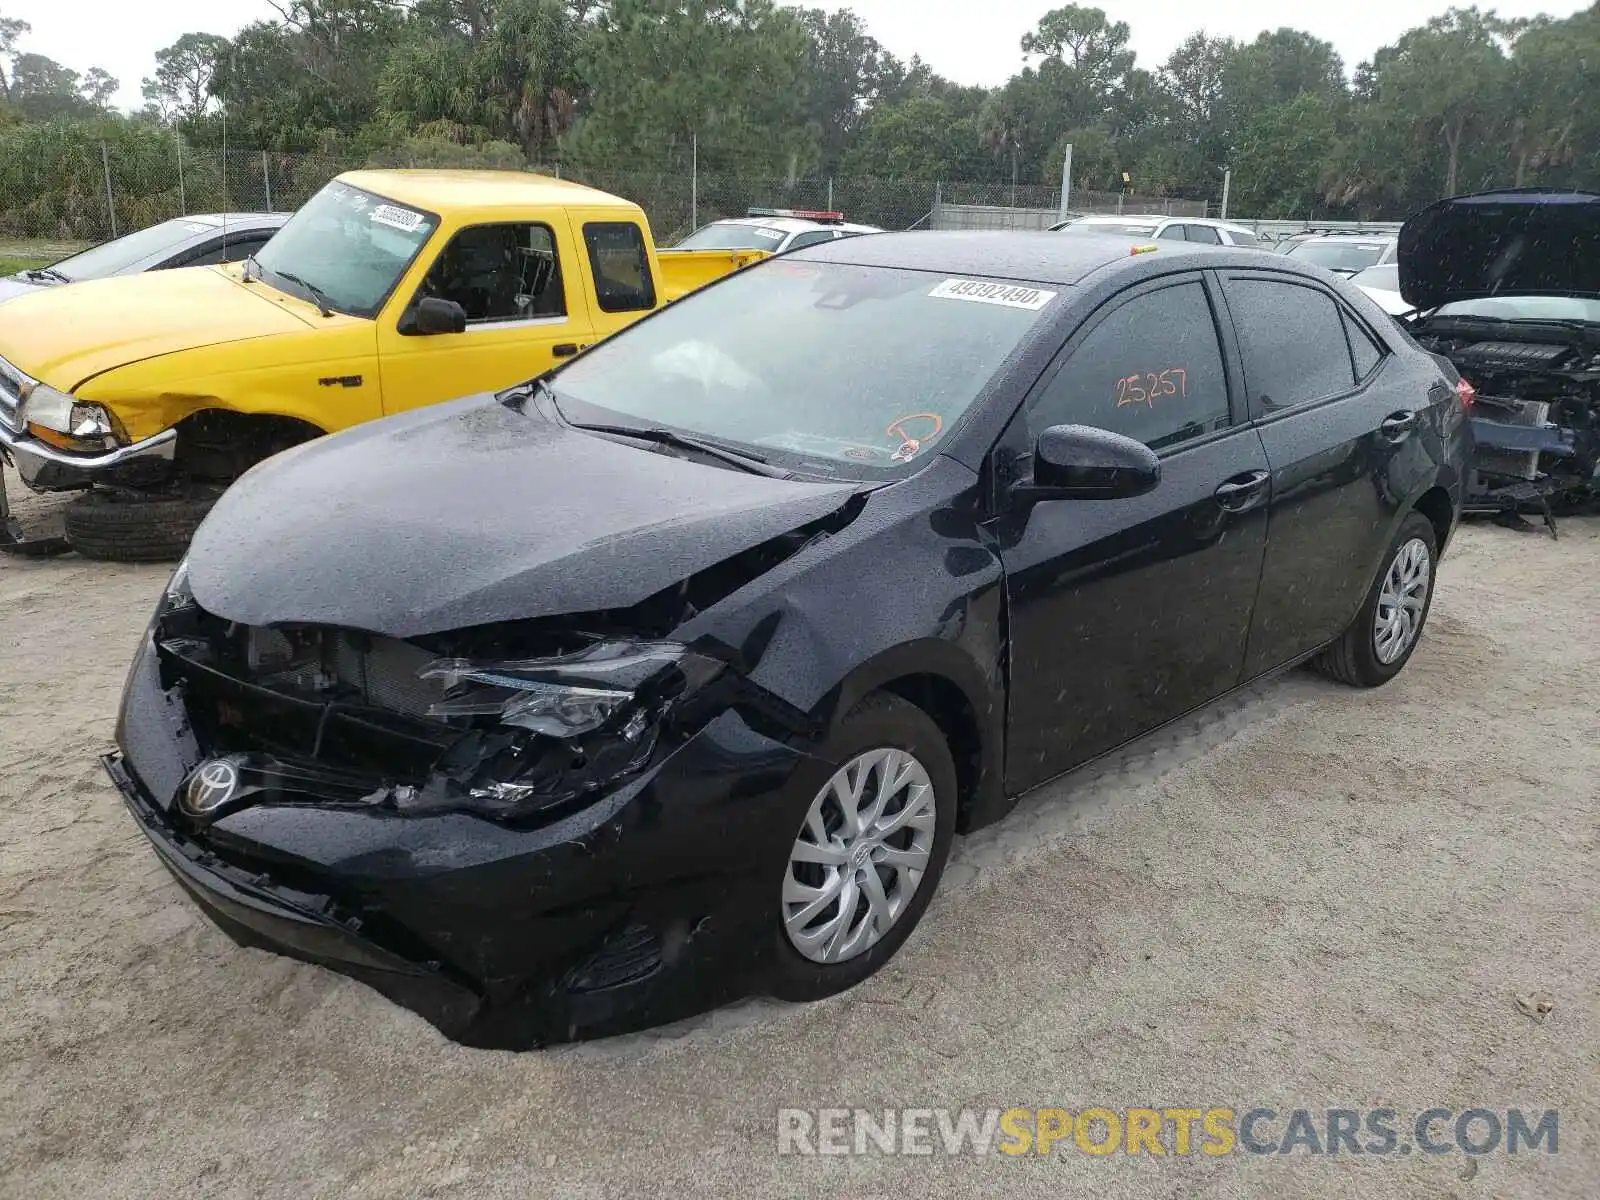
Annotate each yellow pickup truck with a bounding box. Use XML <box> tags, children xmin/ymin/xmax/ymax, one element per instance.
<box><xmin>0</xmin><ymin>170</ymin><xmax>765</xmax><ymax>559</ymax></box>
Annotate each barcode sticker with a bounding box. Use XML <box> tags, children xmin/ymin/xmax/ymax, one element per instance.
<box><xmin>370</xmin><ymin>204</ymin><xmax>425</xmax><ymax>232</ymax></box>
<box><xmin>928</xmin><ymin>279</ymin><xmax>1057</xmax><ymax>310</ymax></box>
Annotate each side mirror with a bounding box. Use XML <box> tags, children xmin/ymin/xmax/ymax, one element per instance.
<box><xmin>1016</xmin><ymin>423</ymin><xmax>1160</xmax><ymax>501</ymax></box>
<box><xmin>400</xmin><ymin>296</ymin><xmax>467</xmax><ymax>335</ymax></box>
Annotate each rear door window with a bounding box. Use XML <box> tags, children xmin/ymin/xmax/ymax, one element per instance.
<box><xmin>583</xmin><ymin>221</ymin><xmax>656</xmax><ymax>312</ymax></box>
<box><xmin>1343</xmin><ymin>309</ymin><xmax>1385</xmax><ymax>380</ymax></box>
<box><xmin>1027</xmin><ymin>278</ymin><xmax>1231</xmax><ymax>452</ymax></box>
<box><xmin>1183</xmin><ymin>224</ymin><xmax>1223</xmax><ymax>245</ymax></box>
<box><xmin>1223</xmin><ymin>277</ymin><xmax>1356</xmax><ymax>415</ymax></box>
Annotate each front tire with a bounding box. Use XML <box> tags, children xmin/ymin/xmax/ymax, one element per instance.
<box><xmin>1314</xmin><ymin>511</ymin><xmax>1438</xmax><ymax>687</ymax></box>
<box><xmin>769</xmin><ymin>692</ymin><xmax>957</xmax><ymax>1003</ymax></box>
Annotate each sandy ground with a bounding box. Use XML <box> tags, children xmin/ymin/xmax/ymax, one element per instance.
<box><xmin>1</xmin><ymin>472</ymin><xmax>1596</xmax><ymax>1199</ymax></box>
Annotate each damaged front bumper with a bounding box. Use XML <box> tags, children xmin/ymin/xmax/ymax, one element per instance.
<box><xmin>109</xmin><ymin>625</ymin><xmax>815</xmax><ymax>1048</ymax></box>
<box><xmin>0</xmin><ymin>421</ymin><xmax>176</xmax><ymax>491</ymax></box>
<box><xmin>104</xmin><ymin>751</ymin><xmax>483</xmax><ymax>1034</ymax></box>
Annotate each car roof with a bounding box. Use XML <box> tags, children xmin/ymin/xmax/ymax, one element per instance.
<box><xmin>1297</xmin><ymin>232</ymin><xmax>1396</xmax><ymax>243</ymax></box>
<box><xmin>176</xmin><ymin>212</ymin><xmax>292</xmax><ymax>230</ymax></box>
<box><xmin>1073</xmin><ymin>214</ymin><xmax>1161</xmax><ymax>225</ymax></box>
<box><xmin>1070</xmin><ymin>214</ymin><xmax>1253</xmax><ymax>232</ymax></box>
<box><xmin>706</xmin><ymin>216</ymin><xmax>882</xmax><ymax>236</ymax></box>
<box><xmin>791</xmin><ymin>229</ymin><xmax>1299</xmax><ymax>285</ymax></box>
<box><xmin>336</xmin><ymin>169</ymin><xmax>639</xmax><ymax>214</ymax></box>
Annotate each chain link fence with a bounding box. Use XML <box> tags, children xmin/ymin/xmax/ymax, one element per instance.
<box><xmin>0</xmin><ymin>138</ymin><xmax>1225</xmax><ymax>248</ymax></box>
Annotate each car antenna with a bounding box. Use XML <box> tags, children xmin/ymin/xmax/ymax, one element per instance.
<box><xmin>220</xmin><ymin>56</ymin><xmax>230</xmax><ymax>263</ymax></box>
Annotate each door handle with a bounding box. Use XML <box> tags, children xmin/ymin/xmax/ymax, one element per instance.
<box><xmin>552</xmin><ymin>343</ymin><xmax>580</xmax><ymax>358</ymax></box>
<box><xmin>1379</xmin><ymin>411</ymin><xmax>1418</xmax><ymax>440</ymax></box>
<box><xmin>1213</xmin><ymin>469</ymin><xmax>1270</xmax><ymax>513</ymax></box>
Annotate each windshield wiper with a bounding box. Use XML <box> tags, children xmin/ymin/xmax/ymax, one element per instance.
<box><xmin>272</xmin><ymin>268</ymin><xmax>335</xmax><ymax>317</ymax></box>
<box><xmin>24</xmin><ymin>266</ymin><xmax>69</xmax><ymax>283</ymax></box>
<box><xmin>566</xmin><ymin>420</ymin><xmax>793</xmax><ymax>478</ymax></box>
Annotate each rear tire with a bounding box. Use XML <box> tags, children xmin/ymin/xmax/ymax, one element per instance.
<box><xmin>64</xmin><ymin>487</ymin><xmax>220</xmax><ymax>562</ymax></box>
<box><xmin>769</xmin><ymin>692</ymin><xmax>957</xmax><ymax>1003</ymax></box>
<box><xmin>1314</xmin><ymin>511</ymin><xmax>1438</xmax><ymax>687</ymax></box>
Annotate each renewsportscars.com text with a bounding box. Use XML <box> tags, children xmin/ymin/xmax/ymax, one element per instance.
<box><xmin>776</xmin><ymin>1106</ymin><xmax>1559</xmax><ymax>1157</ymax></box>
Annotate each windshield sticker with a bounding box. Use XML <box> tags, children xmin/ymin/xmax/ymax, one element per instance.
<box><xmin>886</xmin><ymin>412</ymin><xmax>944</xmax><ymax>462</ymax></box>
<box><xmin>370</xmin><ymin>204</ymin><xmax>425</xmax><ymax>233</ymax></box>
<box><xmin>750</xmin><ymin>226</ymin><xmax>786</xmax><ymax>241</ymax></box>
<box><xmin>929</xmin><ymin>279</ymin><xmax>1057</xmax><ymax>310</ymax></box>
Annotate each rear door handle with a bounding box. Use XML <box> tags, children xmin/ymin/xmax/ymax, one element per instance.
<box><xmin>1214</xmin><ymin>469</ymin><xmax>1270</xmax><ymax>513</ymax></box>
<box><xmin>552</xmin><ymin>343</ymin><xmax>580</xmax><ymax>358</ymax></box>
<box><xmin>1379</xmin><ymin>410</ymin><xmax>1418</xmax><ymax>440</ymax></box>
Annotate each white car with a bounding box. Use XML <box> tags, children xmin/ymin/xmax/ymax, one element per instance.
<box><xmin>1050</xmin><ymin>214</ymin><xmax>1265</xmax><ymax>248</ymax></box>
<box><xmin>1281</xmin><ymin>234</ymin><xmax>1398</xmax><ymax>276</ymax></box>
<box><xmin>672</xmin><ymin>208</ymin><xmax>882</xmax><ymax>255</ymax></box>
<box><xmin>1349</xmin><ymin>264</ymin><xmax>1411</xmax><ymax>314</ymax></box>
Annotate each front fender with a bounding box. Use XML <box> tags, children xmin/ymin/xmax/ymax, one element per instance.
<box><xmin>75</xmin><ymin>324</ymin><xmax>383</xmax><ymax>442</ymax></box>
<box><xmin>680</xmin><ymin>457</ymin><xmax>1011</xmax><ymax>830</ymax></box>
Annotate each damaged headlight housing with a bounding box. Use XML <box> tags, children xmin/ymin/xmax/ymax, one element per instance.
<box><xmin>398</xmin><ymin>641</ymin><xmax>726</xmax><ymax>821</ymax></box>
<box><xmin>20</xmin><ymin>381</ymin><xmax>120</xmax><ymax>450</ymax></box>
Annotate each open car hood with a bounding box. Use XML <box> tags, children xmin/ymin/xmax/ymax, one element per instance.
<box><xmin>188</xmin><ymin>395</ymin><xmax>861</xmax><ymax>638</ymax></box>
<box><xmin>1398</xmin><ymin>188</ymin><xmax>1600</xmax><ymax>311</ymax></box>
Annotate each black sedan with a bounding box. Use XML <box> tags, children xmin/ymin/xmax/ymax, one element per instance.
<box><xmin>105</xmin><ymin>232</ymin><xmax>1472</xmax><ymax>1047</ymax></box>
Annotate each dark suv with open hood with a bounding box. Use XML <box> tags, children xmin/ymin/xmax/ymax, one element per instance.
<box><xmin>1397</xmin><ymin>188</ymin><xmax>1600</xmax><ymax>528</ymax></box>
<box><xmin>106</xmin><ymin>231</ymin><xmax>1471</xmax><ymax>1047</ymax></box>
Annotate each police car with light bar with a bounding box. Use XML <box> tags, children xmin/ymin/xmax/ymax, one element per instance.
<box><xmin>672</xmin><ymin>207</ymin><xmax>883</xmax><ymax>255</ymax></box>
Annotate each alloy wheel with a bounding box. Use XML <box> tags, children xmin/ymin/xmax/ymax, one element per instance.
<box><xmin>1373</xmin><ymin>536</ymin><xmax>1432</xmax><ymax>664</ymax></box>
<box><xmin>782</xmin><ymin>747</ymin><xmax>937</xmax><ymax>965</ymax></box>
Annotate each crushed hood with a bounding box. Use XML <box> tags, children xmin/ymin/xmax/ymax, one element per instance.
<box><xmin>0</xmin><ymin>266</ymin><xmax>314</xmax><ymax>390</ymax></box>
<box><xmin>188</xmin><ymin>395</ymin><xmax>861</xmax><ymax>638</ymax></box>
<box><xmin>1398</xmin><ymin>188</ymin><xmax>1600</xmax><ymax>310</ymax></box>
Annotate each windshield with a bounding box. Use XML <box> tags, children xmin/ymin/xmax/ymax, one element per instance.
<box><xmin>253</xmin><ymin>181</ymin><xmax>438</xmax><ymax>317</ymax></box>
<box><xmin>49</xmin><ymin>218</ymin><xmax>214</xmax><ymax>280</ymax></box>
<box><xmin>1059</xmin><ymin>221</ymin><xmax>1158</xmax><ymax>238</ymax></box>
<box><xmin>549</xmin><ymin>261</ymin><xmax>1061</xmax><ymax>477</ymax></box>
<box><xmin>1286</xmin><ymin>241</ymin><xmax>1388</xmax><ymax>273</ymax></box>
<box><xmin>1434</xmin><ymin>295</ymin><xmax>1600</xmax><ymax>324</ymax></box>
<box><xmin>673</xmin><ymin>222</ymin><xmax>791</xmax><ymax>251</ymax></box>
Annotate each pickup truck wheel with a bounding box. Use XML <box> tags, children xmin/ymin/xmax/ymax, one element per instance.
<box><xmin>1313</xmin><ymin>512</ymin><xmax>1438</xmax><ymax>688</ymax></box>
<box><xmin>63</xmin><ymin>487</ymin><xmax>220</xmax><ymax>562</ymax></box>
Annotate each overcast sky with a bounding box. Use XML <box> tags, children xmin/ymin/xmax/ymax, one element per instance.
<box><xmin>4</xmin><ymin>0</ymin><xmax>1593</xmax><ymax>112</ymax></box>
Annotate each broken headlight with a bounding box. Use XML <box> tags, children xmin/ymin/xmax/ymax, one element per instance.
<box><xmin>20</xmin><ymin>383</ymin><xmax>120</xmax><ymax>450</ymax></box>
<box><xmin>400</xmin><ymin>641</ymin><xmax>725</xmax><ymax>821</ymax></box>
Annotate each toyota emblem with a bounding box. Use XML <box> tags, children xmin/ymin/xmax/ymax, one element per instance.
<box><xmin>184</xmin><ymin>757</ymin><xmax>241</xmax><ymax>815</ymax></box>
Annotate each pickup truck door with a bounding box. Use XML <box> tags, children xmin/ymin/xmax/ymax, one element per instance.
<box><xmin>376</xmin><ymin>213</ymin><xmax>597</xmax><ymax>414</ymax></box>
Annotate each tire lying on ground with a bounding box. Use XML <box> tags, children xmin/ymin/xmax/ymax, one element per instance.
<box><xmin>63</xmin><ymin>487</ymin><xmax>221</xmax><ymax>563</ymax></box>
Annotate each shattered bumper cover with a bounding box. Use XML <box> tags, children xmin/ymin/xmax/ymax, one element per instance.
<box><xmin>105</xmin><ymin>751</ymin><xmax>483</xmax><ymax>1034</ymax></box>
<box><xmin>110</xmin><ymin>628</ymin><xmax>814</xmax><ymax>1048</ymax></box>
